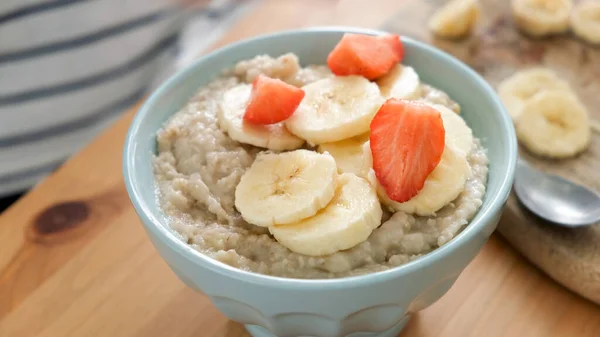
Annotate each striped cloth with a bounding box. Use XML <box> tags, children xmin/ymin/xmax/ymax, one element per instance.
<box><xmin>0</xmin><ymin>0</ymin><xmax>251</xmax><ymax>200</ymax></box>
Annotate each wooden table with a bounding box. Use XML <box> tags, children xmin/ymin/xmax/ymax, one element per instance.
<box><xmin>1</xmin><ymin>1</ymin><xmax>598</xmax><ymax>336</ymax></box>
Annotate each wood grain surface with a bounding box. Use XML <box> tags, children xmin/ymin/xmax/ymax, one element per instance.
<box><xmin>0</xmin><ymin>1</ymin><xmax>598</xmax><ymax>337</ymax></box>
<box><xmin>385</xmin><ymin>0</ymin><xmax>600</xmax><ymax>305</ymax></box>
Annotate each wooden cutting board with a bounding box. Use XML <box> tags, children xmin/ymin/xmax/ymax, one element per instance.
<box><xmin>385</xmin><ymin>0</ymin><xmax>600</xmax><ymax>305</ymax></box>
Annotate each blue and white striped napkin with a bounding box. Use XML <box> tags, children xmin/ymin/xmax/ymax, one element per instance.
<box><xmin>0</xmin><ymin>0</ymin><xmax>255</xmax><ymax>198</ymax></box>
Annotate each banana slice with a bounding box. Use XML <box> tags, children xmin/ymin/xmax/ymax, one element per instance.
<box><xmin>497</xmin><ymin>68</ymin><xmax>571</xmax><ymax>122</ymax></box>
<box><xmin>235</xmin><ymin>150</ymin><xmax>338</xmax><ymax>227</ymax></box>
<box><xmin>516</xmin><ymin>90</ymin><xmax>591</xmax><ymax>158</ymax></box>
<box><xmin>511</xmin><ymin>0</ymin><xmax>573</xmax><ymax>37</ymax></box>
<box><xmin>431</xmin><ymin>104</ymin><xmax>474</xmax><ymax>157</ymax></box>
<box><xmin>218</xmin><ymin>84</ymin><xmax>304</xmax><ymax>151</ymax></box>
<box><xmin>285</xmin><ymin>76</ymin><xmax>384</xmax><ymax>145</ymax></box>
<box><xmin>428</xmin><ymin>0</ymin><xmax>481</xmax><ymax>39</ymax></box>
<box><xmin>379</xmin><ymin>146</ymin><xmax>471</xmax><ymax>216</ymax></box>
<box><xmin>269</xmin><ymin>173</ymin><xmax>382</xmax><ymax>256</ymax></box>
<box><xmin>317</xmin><ymin>133</ymin><xmax>370</xmax><ymax>175</ymax></box>
<box><xmin>376</xmin><ymin>65</ymin><xmax>422</xmax><ymax>100</ymax></box>
<box><xmin>570</xmin><ymin>1</ymin><xmax>600</xmax><ymax>45</ymax></box>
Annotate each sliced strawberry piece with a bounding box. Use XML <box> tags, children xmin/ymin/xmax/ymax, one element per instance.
<box><xmin>370</xmin><ymin>99</ymin><xmax>445</xmax><ymax>203</ymax></box>
<box><xmin>327</xmin><ymin>33</ymin><xmax>404</xmax><ymax>80</ymax></box>
<box><xmin>244</xmin><ymin>74</ymin><xmax>305</xmax><ymax>125</ymax></box>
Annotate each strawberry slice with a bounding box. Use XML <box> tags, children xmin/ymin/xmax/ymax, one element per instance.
<box><xmin>370</xmin><ymin>99</ymin><xmax>445</xmax><ymax>203</ymax></box>
<box><xmin>244</xmin><ymin>74</ymin><xmax>305</xmax><ymax>125</ymax></box>
<box><xmin>327</xmin><ymin>33</ymin><xmax>404</xmax><ymax>80</ymax></box>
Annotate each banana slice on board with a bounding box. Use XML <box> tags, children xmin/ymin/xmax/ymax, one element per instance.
<box><xmin>497</xmin><ymin>68</ymin><xmax>571</xmax><ymax>122</ymax></box>
<box><xmin>511</xmin><ymin>0</ymin><xmax>573</xmax><ymax>37</ymax></box>
<box><xmin>218</xmin><ymin>84</ymin><xmax>304</xmax><ymax>150</ymax></box>
<box><xmin>285</xmin><ymin>76</ymin><xmax>384</xmax><ymax>145</ymax></box>
<box><xmin>570</xmin><ymin>1</ymin><xmax>600</xmax><ymax>45</ymax></box>
<box><xmin>235</xmin><ymin>150</ymin><xmax>338</xmax><ymax>227</ymax></box>
<box><xmin>317</xmin><ymin>133</ymin><xmax>370</xmax><ymax>175</ymax></box>
<box><xmin>428</xmin><ymin>0</ymin><xmax>481</xmax><ymax>39</ymax></box>
<box><xmin>376</xmin><ymin>64</ymin><xmax>422</xmax><ymax>100</ymax></box>
<box><xmin>269</xmin><ymin>173</ymin><xmax>382</xmax><ymax>256</ymax></box>
<box><xmin>516</xmin><ymin>90</ymin><xmax>591</xmax><ymax>158</ymax></box>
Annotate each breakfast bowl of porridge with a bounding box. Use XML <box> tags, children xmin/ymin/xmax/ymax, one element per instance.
<box><xmin>123</xmin><ymin>27</ymin><xmax>516</xmax><ymax>337</ymax></box>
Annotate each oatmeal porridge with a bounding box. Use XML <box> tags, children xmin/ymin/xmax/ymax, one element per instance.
<box><xmin>153</xmin><ymin>34</ymin><xmax>488</xmax><ymax>279</ymax></box>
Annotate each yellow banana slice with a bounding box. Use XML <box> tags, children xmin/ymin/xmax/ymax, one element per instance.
<box><xmin>511</xmin><ymin>0</ymin><xmax>573</xmax><ymax>37</ymax></box>
<box><xmin>516</xmin><ymin>90</ymin><xmax>591</xmax><ymax>158</ymax></box>
<box><xmin>235</xmin><ymin>150</ymin><xmax>338</xmax><ymax>227</ymax></box>
<box><xmin>497</xmin><ymin>68</ymin><xmax>571</xmax><ymax>122</ymax></box>
<box><xmin>269</xmin><ymin>173</ymin><xmax>382</xmax><ymax>256</ymax></box>
<box><xmin>429</xmin><ymin>0</ymin><xmax>481</xmax><ymax>39</ymax></box>
<box><xmin>317</xmin><ymin>133</ymin><xmax>370</xmax><ymax>175</ymax></box>
<box><xmin>217</xmin><ymin>84</ymin><xmax>304</xmax><ymax>151</ymax></box>
<box><xmin>285</xmin><ymin>76</ymin><xmax>384</xmax><ymax>145</ymax></box>
<box><xmin>376</xmin><ymin>64</ymin><xmax>422</xmax><ymax>100</ymax></box>
<box><xmin>570</xmin><ymin>1</ymin><xmax>600</xmax><ymax>45</ymax></box>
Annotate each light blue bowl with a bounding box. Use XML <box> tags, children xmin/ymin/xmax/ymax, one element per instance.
<box><xmin>123</xmin><ymin>27</ymin><xmax>517</xmax><ymax>337</ymax></box>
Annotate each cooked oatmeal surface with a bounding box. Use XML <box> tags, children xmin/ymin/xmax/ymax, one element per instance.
<box><xmin>153</xmin><ymin>53</ymin><xmax>488</xmax><ymax>279</ymax></box>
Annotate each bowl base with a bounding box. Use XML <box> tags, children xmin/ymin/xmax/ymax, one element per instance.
<box><xmin>244</xmin><ymin>315</ymin><xmax>410</xmax><ymax>337</ymax></box>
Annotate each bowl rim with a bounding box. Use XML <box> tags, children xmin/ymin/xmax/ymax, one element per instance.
<box><xmin>123</xmin><ymin>26</ymin><xmax>517</xmax><ymax>289</ymax></box>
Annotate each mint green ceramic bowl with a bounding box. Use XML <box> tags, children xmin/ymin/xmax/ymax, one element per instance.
<box><xmin>123</xmin><ymin>27</ymin><xmax>517</xmax><ymax>337</ymax></box>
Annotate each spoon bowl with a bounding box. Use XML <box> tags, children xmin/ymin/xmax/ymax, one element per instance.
<box><xmin>514</xmin><ymin>159</ymin><xmax>600</xmax><ymax>227</ymax></box>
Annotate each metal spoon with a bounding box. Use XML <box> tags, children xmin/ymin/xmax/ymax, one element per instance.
<box><xmin>513</xmin><ymin>159</ymin><xmax>600</xmax><ymax>227</ymax></box>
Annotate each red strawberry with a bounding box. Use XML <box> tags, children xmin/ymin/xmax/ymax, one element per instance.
<box><xmin>370</xmin><ymin>99</ymin><xmax>445</xmax><ymax>202</ymax></box>
<box><xmin>244</xmin><ymin>74</ymin><xmax>305</xmax><ymax>124</ymax></box>
<box><xmin>327</xmin><ymin>33</ymin><xmax>404</xmax><ymax>80</ymax></box>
